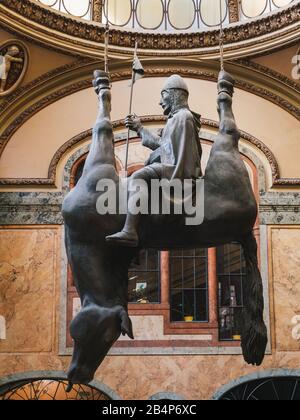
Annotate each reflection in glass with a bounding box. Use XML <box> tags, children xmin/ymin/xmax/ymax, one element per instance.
<box><xmin>128</xmin><ymin>249</ymin><xmax>161</xmax><ymax>303</ymax></box>
<box><xmin>217</xmin><ymin>244</ymin><xmax>246</xmax><ymax>341</ymax></box>
<box><xmin>170</xmin><ymin>249</ymin><xmax>208</xmax><ymax>322</ymax></box>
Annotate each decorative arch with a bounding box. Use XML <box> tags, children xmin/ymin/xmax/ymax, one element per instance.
<box><xmin>0</xmin><ymin>61</ymin><xmax>299</xmax><ymax>163</ymax></box>
<box><xmin>0</xmin><ymin>371</ymin><xmax>121</xmax><ymax>400</ymax></box>
<box><xmin>212</xmin><ymin>369</ymin><xmax>300</xmax><ymax>400</ymax></box>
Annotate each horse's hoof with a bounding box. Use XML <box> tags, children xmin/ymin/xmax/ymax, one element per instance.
<box><xmin>106</xmin><ymin>231</ymin><xmax>139</xmax><ymax>248</ymax></box>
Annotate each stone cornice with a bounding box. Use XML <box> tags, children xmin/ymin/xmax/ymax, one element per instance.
<box><xmin>0</xmin><ymin>0</ymin><xmax>299</xmax><ymax>59</ymax></box>
<box><xmin>0</xmin><ymin>116</ymin><xmax>299</xmax><ymax>187</ymax></box>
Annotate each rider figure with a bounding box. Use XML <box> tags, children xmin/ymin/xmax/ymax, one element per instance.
<box><xmin>106</xmin><ymin>75</ymin><xmax>202</xmax><ymax>247</ymax></box>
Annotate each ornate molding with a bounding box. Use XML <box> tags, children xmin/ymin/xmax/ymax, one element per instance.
<box><xmin>0</xmin><ymin>39</ymin><xmax>29</xmax><ymax>97</ymax></box>
<box><xmin>0</xmin><ymin>0</ymin><xmax>299</xmax><ymax>56</ymax></box>
<box><xmin>237</xmin><ymin>59</ymin><xmax>300</xmax><ymax>93</ymax></box>
<box><xmin>1</xmin><ymin>115</ymin><xmax>298</xmax><ymax>187</ymax></box>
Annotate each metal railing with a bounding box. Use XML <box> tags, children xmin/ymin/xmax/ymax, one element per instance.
<box><xmin>37</xmin><ymin>0</ymin><xmax>296</xmax><ymax>31</ymax></box>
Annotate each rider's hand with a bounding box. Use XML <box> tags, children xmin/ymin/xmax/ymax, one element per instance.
<box><xmin>125</xmin><ymin>114</ymin><xmax>142</xmax><ymax>134</ymax></box>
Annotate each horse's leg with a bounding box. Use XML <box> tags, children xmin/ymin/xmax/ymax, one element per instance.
<box><xmin>83</xmin><ymin>71</ymin><xmax>115</xmax><ymax>173</ymax></box>
<box><xmin>240</xmin><ymin>232</ymin><xmax>268</xmax><ymax>366</ymax></box>
<box><xmin>65</xmin><ymin>227</ymin><xmax>133</xmax><ymax>384</ymax></box>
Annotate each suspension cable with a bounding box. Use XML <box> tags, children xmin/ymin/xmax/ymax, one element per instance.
<box><xmin>219</xmin><ymin>0</ymin><xmax>225</xmax><ymax>71</ymax></box>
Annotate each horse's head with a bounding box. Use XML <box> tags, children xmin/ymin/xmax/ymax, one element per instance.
<box><xmin>67</xmin><ymin>304</ymin><xmax>133</xmax><ymax>384</ymax></box>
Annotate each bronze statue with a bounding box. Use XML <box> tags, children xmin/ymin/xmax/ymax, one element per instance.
<box><xmin>106</xmin><ymin>75</ymin><xmax>202</xmax><ymax>247</ymax></box>
<box><xmin>62</xmin><ymin>70</ymin><xmax>267</xmax><ymax>387</ymax></box>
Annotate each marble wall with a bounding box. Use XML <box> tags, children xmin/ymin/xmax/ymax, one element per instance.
<box><xmin>0</xmin><ymin>227</ymin><xmax>60</xmax><ymax>353</ymax></box>
<box><xmin>270</xmin><ymin>227</ymin><xmax>300</xmax><ymax>352</ymax></box>
<box><xmin>0</xmin><ymin>225</ymin><xmax>300</xmax><ymax>399</ymax></box>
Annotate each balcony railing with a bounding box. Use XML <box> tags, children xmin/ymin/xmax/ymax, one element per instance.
<box><xmin>36</xmin><ymin>0</ymin><xmax>296</xmax><ymax>31</ymax></box>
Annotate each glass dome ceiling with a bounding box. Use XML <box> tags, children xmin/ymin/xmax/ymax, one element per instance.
<box><xmin>37</xmin><ymin>0</ymin><xmax>296</xmax><ymax>31</ymax></box>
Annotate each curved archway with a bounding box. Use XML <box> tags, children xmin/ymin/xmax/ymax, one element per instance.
<box><xmin>0</xmin><ymin>371</ymin><xmax>121</xmax><ymax>400</ymax></box>
<box><xmin>212</xmin><ymin>369</ymin><xmax>300</xmax><ymax>400</ymax></box>
<box><xmin>149</xmin><ymin>391</ymin><xmax>185</xmax><ymax>400</ymax></box>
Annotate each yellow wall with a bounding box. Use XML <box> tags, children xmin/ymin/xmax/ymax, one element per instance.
<box><xmin>0</xmin><ymin>77</ymin><xmax>299</xmax><ymax>187</ymax></box>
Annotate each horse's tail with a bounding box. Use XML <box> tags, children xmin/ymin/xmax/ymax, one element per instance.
<box><xmin>240</xmin><ymin>232</ymin><xmax>268</xmax><ymax>366</ymax></box>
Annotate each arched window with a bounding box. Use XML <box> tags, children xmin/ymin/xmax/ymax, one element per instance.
<box><xmin>0</xmin><ymin>377</ymin><xmax>112</xmax><ymax>400</ymax></box>
<box><xmin>214</xmin><ymin>371</ymin><xmax>300</xmax><ymax>400</ymax></box>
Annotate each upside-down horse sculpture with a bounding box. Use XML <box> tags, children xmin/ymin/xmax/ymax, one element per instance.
<box><xmin>62</xmin><ymin>69</ymin><xmax>268</xmax><ymax>387</ymax></box>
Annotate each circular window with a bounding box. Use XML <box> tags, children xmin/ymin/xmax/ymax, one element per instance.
<box><xmin>0</xmin><ymin>379</ymin><xmax>111</xmax><ymax>400</ymax></box>
<box><xmin>218</xmin><ymin>377</ymin><xmax>300</xmax><ymax>400</ymax></box>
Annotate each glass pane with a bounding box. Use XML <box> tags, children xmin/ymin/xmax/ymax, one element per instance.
<box><xmin>195</xmin><ymin>248</ymin><xmax>206</xmax><ymax>257</ymax></box>
<box><xmin>195</xmin><ymin>289</ymin><xmax>208</xmax><ymax>321</ymax></box>
<box><xmin>218</xmin><ymin>275</ymin><xmax>231</xmax><ymax>306</ymax></box>
<box><xmin>128</xmin><ymin>271</ymin><xmax>160</xmax><ymax>303</ymax></box>
<box><xmin>219</xmin><ymin>307</ymin><xmax>233</xmax><ymax>340</ymax></box>
<box><xmin>195</xmin><ymin>258</ymin><xmax>207</xmax><ymax>289</ymax></box>
<box><xmin>171</xmin><ymin>290</ymin><xmax>183</xmax><ymax>321</ymax></box>
<box><xmin>183</xmin><ymin>289</ymin><xmax>194</xmax><ymax>318</ymax></box>
<box><xmin>168</xmin><ymin>0</ymin><xmax>196</xmax><ymax>29</ymax></box>
<box><xmin>272</xmin><ymin>0</ymin><xmax>293</xmax><ymax>7</ymax></box>
<box><xmin>106</xmin><ymin>0</ymin><xmax>132</xmax><ymax>26</ymax></box>
<box><xmin>217</xmin><ymin>243</ymin><xmax>245</xmax><ymax>275</ymax></box>
<box><xmin>241</xmin><ymin>0</ymin><xmax>268</xmax><ymax>18</ymax></box>
<box><xmin>183</xmin><ymin>258</ymin><xmax>195</xmax><ymax>288</ymax></box>
<box><xmin>136</xmin><ymin>0</ymin><xmax>164</xmax><ymax>29</ymax></box>
<box><xmin>230</xmin><ymin>276</ymin><xmax>243</xmax><ymax>307</ymax></box>
<box><xmin>219</xmin><ymin>307</ymin><xmax>243</xmax><ymax>341</ymax></box>
<box><xmin>128</xmin><ymin>249</ymin><xmax>160</xmax><ymax>303</ymax></box>
<box><xmin>183</xmin><ymin>249</ymin><xmax>196</xmax><ymax>257</ymax></box>
<box><xmin>147</xmin><ymin>248</ymin><xmax>160</xmax><ymax>270</ymax></box>
<box><xmin>170</xmin><ymin>257</ymin><xmax>183</xmax><ymax>288</ymax></box>
<box><xmin>170</xmin><ymin>249</ymin><xmax>183</xmax><ymax>257</ymax></box>
<box><xmin>200</xmin><ymin>0</ymin><xmax>227</xmax><ymax>27</ymax></box>
<box><xmin>62</xmin><ymin>0</ymin><xmax>91</xmax><ymax>17</ymax></box>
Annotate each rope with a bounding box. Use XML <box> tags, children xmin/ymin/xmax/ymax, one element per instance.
<box><xmin>104</xmin><ymin>15</ymin><xmax>109</xmax><ymax>73</ymax></box>
<box><xmin>219</xmin><ymin>0</ymin><xmax>225</xmax><ymax>71</ymax></box>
